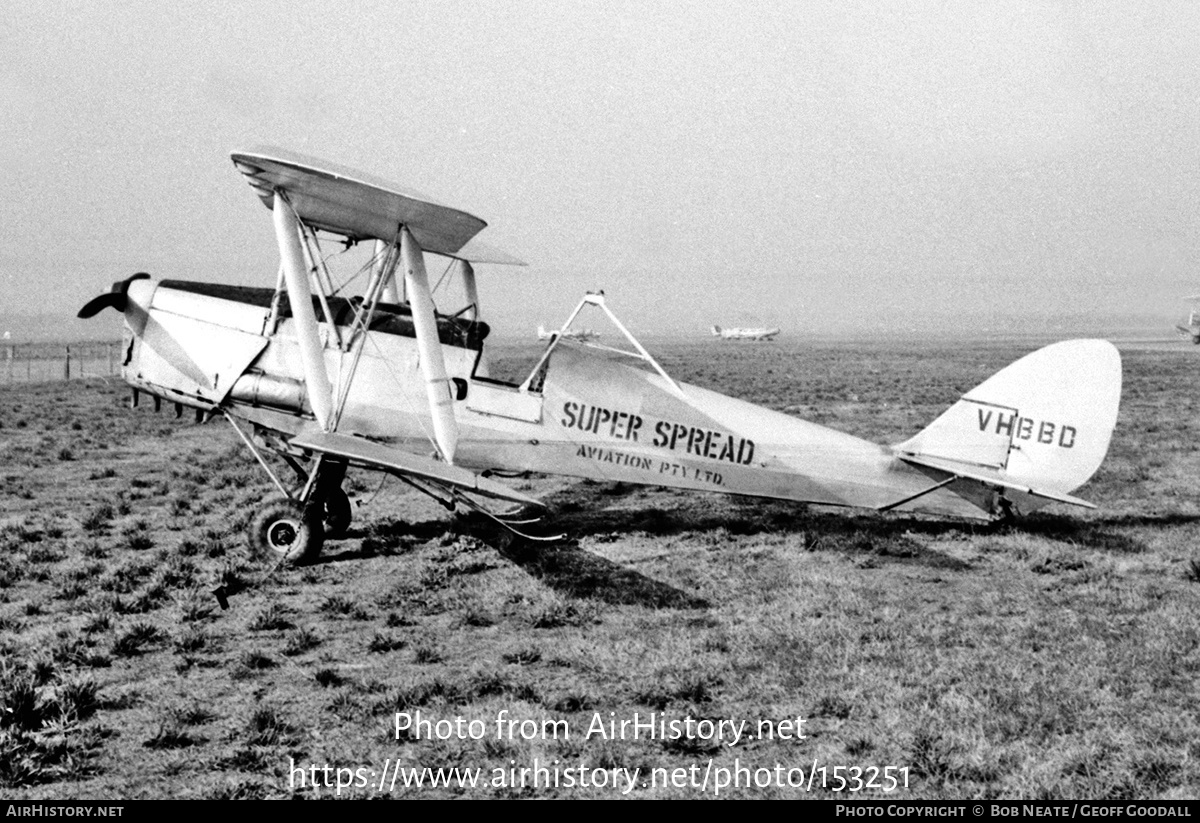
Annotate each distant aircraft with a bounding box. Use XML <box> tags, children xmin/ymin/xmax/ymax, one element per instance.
<box><xmin>1175</xmin><ymin>299</ymin><xmax>1200</xmax><ymax>344</ymax></box>
<box><xmin>711</xmin><ymin>325</ymin><xmax>780</xmax><ymax>341</ymax></box>
<box><xmin>538</xmin><ymin>324</ymin><xmax>599</xmax><ymax>342</ymax></box>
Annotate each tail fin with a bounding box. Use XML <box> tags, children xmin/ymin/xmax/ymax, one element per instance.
<box><xmin>896</xmin><ymin>340</ymin><xmax>1121</xmax><ymax>503</ymax></box>
<box><xmin>711</xmin><ymin>325</ymin><xmax>721</xmax><ymax>336</ymax></box>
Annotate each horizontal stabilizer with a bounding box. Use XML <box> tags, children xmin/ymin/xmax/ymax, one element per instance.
<box><xmin>899</xmin><ymin>454</ymin><xmax>1096</xmax><ymax>509</ymax></box>
<box><xmin>289</xmin><ymin>430</ymin><xmax>543</xmax><ymax>508</ymax></box>
<box><xmin>231</xmin><ymin>146</ymin><xmax>525</xmax><ymax>265</ymax></box>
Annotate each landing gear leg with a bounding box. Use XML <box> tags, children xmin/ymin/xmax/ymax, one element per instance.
<box><xmin>285</xmin><ymin>457</ymin><xmax>352</xmax><ymax>539</ymax></box>
<box><xmin>227</xmin><ymin>415</ymin><xmax>351</xmax><ymax>561</ymax></box>
<box><xmin>314</xmin><ymin>460</ymin><xmax>352</xmax><ymax>538</ymax></box>
<box><xmin>995</xmin><ymin>493</ymin><xmax>1016</xmax><ymax>526</ymax></box>
<box><xmin>224</xmin><ymin>414</ymin><xmax>326</xmax><ymax>564</ymax></box>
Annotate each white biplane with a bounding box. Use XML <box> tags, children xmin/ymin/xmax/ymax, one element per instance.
<box><xmin>80</xmin><ymin>147</ymin><xmax>1122</xmax><ymax>569</ymax></box>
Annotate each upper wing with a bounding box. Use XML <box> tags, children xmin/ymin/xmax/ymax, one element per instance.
<box><xmin>231</xmin><ymin>146</ymin><xmax>525</xmax><ymax>265</ymax></box>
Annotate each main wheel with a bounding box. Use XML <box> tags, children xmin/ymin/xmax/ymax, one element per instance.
<box><xmin>247</xmin><ymin>496</ymin><xmax>324</xmax><ymax>564</ymax></box>
<box><xmin>321</xmin><ymin>488</ymin><xmax>352</xmax><ymax>539</ymax></box>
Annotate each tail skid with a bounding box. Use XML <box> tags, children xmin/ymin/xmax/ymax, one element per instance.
<box><xmin>894</xmin><ymin>340</ymin><xmax>1122</xmax><ymax>516</ymax></box>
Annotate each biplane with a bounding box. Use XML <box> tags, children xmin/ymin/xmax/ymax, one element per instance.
<box><xmin>79</xmin><ymin>147</ymin><xmax>1122</xmax><ymax>567</ymax></box>
<box><xmin>711</xmin><ymin>325</ymin><xmax>781</xmax><ymax>341</ymax></box>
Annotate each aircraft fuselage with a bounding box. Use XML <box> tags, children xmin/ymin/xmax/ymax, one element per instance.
<box><xmin>119</xmin><ymin>279</ymin><xmax>994</xmax><ymax>521</ymax></box>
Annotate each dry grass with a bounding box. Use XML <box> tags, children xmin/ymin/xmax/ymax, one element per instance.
<box><xmin>0</xmin><ymin>338</ymin><xmax>1198</xmax><ymax>798</ymax></box>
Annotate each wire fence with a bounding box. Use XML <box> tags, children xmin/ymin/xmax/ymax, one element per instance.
<box><xmin>2</xmin><ymin>341</ymin><xmax>122</xmax><ymax>384</ymax></box>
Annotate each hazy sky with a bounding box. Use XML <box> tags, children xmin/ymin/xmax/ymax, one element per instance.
<box><xmin>3</xmin><ymin>1</ymin><xmax>1198</xmax><ymax>337</ymax></box>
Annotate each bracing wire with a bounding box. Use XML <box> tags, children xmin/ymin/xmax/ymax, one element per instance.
<box><xmin>430</xmin><ymin>259</ymin><xmax>455</xmax><ymax>295</ymax></box>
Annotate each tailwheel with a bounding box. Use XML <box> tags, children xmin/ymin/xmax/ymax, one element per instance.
<box><xmin>248</xmin><ymin>496</ymin><xmax>324</xmax><ymax>564</ymax></box>
<box><xmin>321</xmin><ymin>487</ymin><xmax>352</xmax><ymax>539</ymax></box>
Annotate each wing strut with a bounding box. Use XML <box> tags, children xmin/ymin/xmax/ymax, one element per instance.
<box><xmin>367</xmin><ymin>239</ymin><xmax>402</xmax><ymax>304</ymax></box>
<box><xmin>273</xmin><ymin>191</ymin><xmax>334</xmax><ymax>431</ymax></box>
<box><xmin>401</xmin><ymin>226</ymin><xmax>459</xmax><ymax>463</ymax></box>
<box><xmin>457</xmin><ymin>260</ymin><xmax>489</xmax><ymax>377</ymax></box>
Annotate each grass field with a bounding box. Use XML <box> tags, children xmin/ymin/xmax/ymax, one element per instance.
<box><xmin>1</xmin><ymin>337</ymin><xmax>1197</xmax><ymax>799</ymax></box>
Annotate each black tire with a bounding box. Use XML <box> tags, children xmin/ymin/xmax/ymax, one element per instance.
<box><xmin>321</xmin><ymin>487</ymin><xmax>352</xmax><ymax>539</ymax></box>
<box><xmin>247</xmin><ymin>496</ymin><xmax>324</xmax><ymax>564</ymax></box>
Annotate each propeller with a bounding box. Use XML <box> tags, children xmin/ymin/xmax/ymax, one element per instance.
<box><xmin>77</xmin><ymin>272</ymin><xmax>151</xmax><ymax>318</ymax></box>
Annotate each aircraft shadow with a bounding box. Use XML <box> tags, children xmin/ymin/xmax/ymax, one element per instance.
<box><xmin>495</xmin><ymin>536</ymin><xmax>710</xmax><ymax>610</ymax></box>
<box><xmin>533</xmin><ymin>481</ymin><xmax>1185</xmax><ymax>565</ymax></box>
<box><xmin>316</xmin><ymin>513</ymin><xmax>708</xmax><ymax>610</ymax></box>
<box><xmin>1012</xmin><ymin>510</ymin><xmax>1200</xmax><ymax>555</ymax></box>
<box><xmin>538</xmin><ymin>483</ymin><xmax>979</xmax><ymax>571</ymax></box>
<box><xmin>310</xmin><ymin>483</ymin><xmax>1190</xmax><ymax>604</ymax></box>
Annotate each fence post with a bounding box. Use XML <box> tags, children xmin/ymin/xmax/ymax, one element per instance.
<box><xmin>64</xmin><ymin>345</ymin><xmax>70</xmax><ymax>380</ymax></box>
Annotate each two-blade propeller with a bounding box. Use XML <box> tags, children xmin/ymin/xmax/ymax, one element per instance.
<box><xmin>77</xmin><ymin>272</ymin><xmax>151</xmax><ymax>318</ymax></box>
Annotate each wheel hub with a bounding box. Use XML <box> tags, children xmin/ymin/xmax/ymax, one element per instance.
<box><xmin>267</xmin><ymin>518</ymin><xmax>298</xmax><ymax>548</ymax></box>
